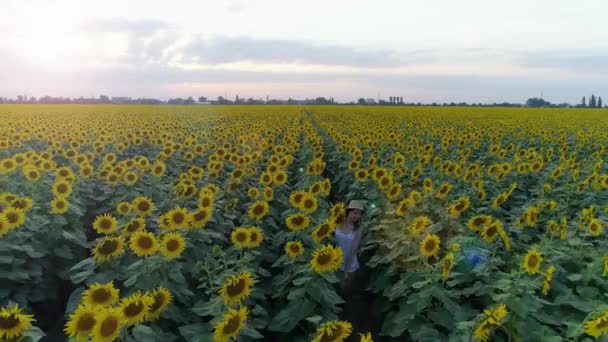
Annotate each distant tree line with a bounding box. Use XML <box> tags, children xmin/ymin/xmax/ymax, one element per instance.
<box><xmin>0</xmin><ymin>94</ymin><xmax>605</xmax><ymax>107</ymax></box>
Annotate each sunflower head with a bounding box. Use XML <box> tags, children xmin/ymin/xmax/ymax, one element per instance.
<box><xmin>92</xmin><ymin>308</ymin><xmax>123</xmax><ymax>342</ymax></box>
<box><xmin>285</xmin><ymin>241</ymin><xmax>304</xmax><ymax>259</ymax></box>
<box><xmin>93</xmin><ymin>213</ymin><xmax>118</xmax><ymax>235</ymax></box>
<box><xmin>231</xmin><ymin>227</ymin><xmax>250</xmax><ymax>249</ymax></box>
<box><xmin>0</xmin><ymin>304</ymin><xmax>34</xmax><ymax>340</ymax></box>
<box><xmin>420</xmin><ymin>233</ymin><xmax>441</xmax><ymax>258</ymax></box>
<box><xmin>92</xmin><ymin>236</ymin><xmax>125</xmax><ymax>263</ymax></box>
<box><xmin>219</xmin><ymin>272</ymin><xmax>255</xmax><ymax>306</ymax></box>
<box><xmin>129</xmin><ymin>231</ymin><xmax>159</xmax><ymax>257</ymax></box>
<box><xmin>213</xmin><ymin>306</ymin><xmax>248</xmax><ymax>342</ymax></box>
<box><xmin>145</xmin><ymin>287</ymin><xmax>173</xmax><ymax>321</ymax></box>
<box><xmin>522</xmin><ymin>248</ymin><xmax>543</xmax><ymax>275</ymax></box>
<box><xmin>312</xmin><ymin>320</ymin><xmax>353</xmax><ymax>342</ymax></box>
<box><xmin>64</xmin><ymin>304</ymin><xmax>96</xmax><ymax>338</ymax></box>
<box><xmin>159</xmin><ymin>233</ymin><xmax>186</xmax><ymax>259</ymax></box>
<box><xmin>82</xmin><ymin>282</ymin><xmax>120</xmax><ymax>307</ymax></box>
<box><xmin>310</xmin><ymin>245</ymin><xmax>343</xmax><ymax>273</ymax></box>
<box><xmin>248</xmin><ymin>201</ymin><xmax>269</xmax><ymax>221</ymax></box>
<box><xmin>286</xmin><ymin>213</ymin><xmax>311</xmax><ymax>232</ymax></box>
<box><xmin>119</xmin><ymin>292</ymin><xmax>154</xmax><ymax>326</ymax></box>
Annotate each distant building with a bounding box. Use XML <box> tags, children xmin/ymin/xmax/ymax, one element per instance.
<box><xmin>365</xmin><ymin>98</ymin><xmax>376</xmax><ymax>104</ymax></box>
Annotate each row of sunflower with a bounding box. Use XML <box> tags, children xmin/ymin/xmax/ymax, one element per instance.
<box><xmin>311</xmin><ymin>106</ymin><xmax>608</xmax><ymax>341</ymax></box>
<box><xmin>2</xmin><ymin>104</ymin><xmax>608</xmax><ymax>341</ymax></box>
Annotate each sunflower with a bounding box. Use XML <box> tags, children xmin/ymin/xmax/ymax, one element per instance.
<box><xmin>468</xmin><ymin>215</ymin><xmax>492</xmax><ymax>232</ymax></box>
<box><xmin>542</xmin><ymin>265</ymin><xmax>556</xmax><ymax>296</ymax></box>
<box><xmin>150</xmin><ymin>161</ymin><xmax>166</xmax><ymax>177</ymax></box>
<box><xmin>118</xmin><ymin>292</ymin><xmax>154</xmax><ymax>326</ymax></box>
<box><xmin>355</xmin><ymin>168</ymin><xmax>368</xmax><ymax>182</ymax></box>
<box><xmin>522</xmin><ymin>249</ymin><xmax>543</xmax><ymax>275</ymax></box>
<box><xmin>23</xmin><ymin>165</ymin><xmax>41</xmax><ymax>182</ymax></box>
<box><xmin>131</xmin><ymin>196</ymin><xmax>155</xmax><ymax>217</ymax></box>
<box><xmin>52</xmin><ymin>180</ymin><xmax>73</xmax><ymax>198</ymax></box>
<box><xmin>473</xmin><ymin>304</ymin><xmax>509</xmax><ymax>342</ymax></box>
<box><xmin>122</xmin><ymin>217</ymin><xmax>145</xmax><ymax>235</ymax></box>
<box><xmin>92</xmin><ymin>236</ymin><xmax>125</xmax><ymax>263</ymax></box>
<box><xmin>442</xmin><ymin>252</ymin><xmax>455</xmax><ymax>280</ymax></box>
<box><xmin>165</xmin><ymin>207</ymin><xmax>189</xmax><ymax>230</ymax></box>
<box><xmin>82</xmin><ymin>282</ymin><xmax>120</xmax><ymax>307</ymax></box>
<box><xmin>524</xmin><ymin>206</ymin><xmax>539</xmax><ymax>227</ymax></box>
<box><xmin>480</xmin><ymin>219</ymin><xmax>503</xmax><ymax>242</ymax></box>
<box><xmin>198</xmin><ymin>193</ymin><xmax>215</xmax><ymax>209</ymax></box>
<box><xmin>129</xmin><ymin>231</ymin><xmax>159</xmax><ymax>257</ymax></box>
<box><xmin>116</xmin><ymin>201</ymin><xmax>132</xmax><ymax>216</ymax></box>
<box><xmin>423</xmin><ymin>178</ymin><xmax>433</xmax><ymax>192</ymax></box>
<box><xmin>246</xmin><ymin>226</ymin><xmax>264</xmax><ymax>248</ymax></box>
<box><xmin>248</xmin><ymin>201</ymin><xmax>269</xmax><ymax>221</ymax></box>
<box><xmin>93</xmin><ymin>213</ymin><xmax>118</xmax><ymax>235</ymax></box>
<box><xmin>188</xmin><ymin>207</ymin><xmax>212</xmax><ymax>230</ymax></box>
<box><xmin>0</xmin><ymin>217</ymin><xmax>10</xmax><ymax>238</ymax></box>
<box><xmin>273</xmin><ymin>170</ymin><xmax>288</xmax><ymax>185</ymax></box>
<box><xmin>9</xmin><ymin>197</ymin><xmax>32</xmax><ymax>211</ymax></box>
<box><xmin>448</xmin><ymin>197</ymin><xmax>470</xmax><ymax>217</ymax></box>
<box><xmin>498</xmin><ymin>227</ymin><xmax>511</xmax><ymax>251</ymax></box>
<box><xmin>310</xmin><ymin>245</ymin><xmax>343</xmax><ymax>273</ymax></box>
<box><xmin>286</xmin><ymin>213</ymin><xmax>311</xmax><ymax>232</ymax></box>
<box><xmin>312</xmin><ymin>220</ymin><xmax>336</xmax><ymax>243</ymax></box>
<box><xmin>213</xmin><ymin>306</ymin><xmax>248</xmax><ymax>342</ymax></box>
<box><xmin>584</xmin><ymin>311</ymin><xmax>608</xmax><ymax>338</ymax></box>
<box><xmin>288</xmin><ymin>190</ymin><xmax>306</xmax><ymax>208</ymax></box>
<box><xmin>395</xmin><ymin>198</ymin><xmax>411</xmax><ymax>217</ymax></box>
<box><xmin>219</xmin><ymin>272</ymin><xmax>255</xmax><ymax>306</ymax></box>
<box><xmin>360</xmin><ymin>332</ymin><xmax>373</xmax><ymax>342</ymax></box>
<box><xmin>231</xmin><ymin>227</ymin><xmax>250</xmax><ymax>249</ymax></box>
<box><xmin>1</xmin><ymin>207</ymin><xmax>25</xmax><ymax>230</ymax></box>
<box><xmin>386</xmin><ymin>183</ymin><xmax>402</xmax><ymax>201</ymax></box>
<box><xmin>312</xmin><ymin>320</ymin><xmax>353</xmax><ymax>342</ymax></box>
<box><xmin>435</xmin><ymin>182</ymin><xmax>452</xmax><ymax>199</ymax></box>
<box><xmin>492</xmin><ymin>192</ymin><xmax>509</xmax><ymax>208</ymax></box>
<box><xmin>47</xmin><ymin>196</ymin><xmax>69</xmax><ymax>214</ymax></box>
<box><xmin>0</xmin><ymin>158</ymin><xmax>17</xmax><ymax>173</ymax></box>
<box><xmin>247</xmin><ymin>187</ymin><xmax>260</xmax><ymax>199</ymax></box>
<box><xmin>145</xmin><ymin>287</ymin><xmax>173</xmax><ymax>321</ymax></box>
<box><xmin>420</xmin><ymin>234</ymin><xmax>441</xmax><ymax>258</ymax></box>
<box><xmin>285</xmin><ymin>241</ymin><xmax>304</xmax><ymax>259</ymax></box>
<box><xmin>330</xmin><ymin>202</ymin><xmax>347</xmax><ymax>223</ymax></box>
<box><xmin>260</xmin><ymin>186</ymin><xmax>272</xmax><ymax>201</ymax></box>
<box><xmin>64</xmin><ymin>304</ymin><xmax>96</xmax><ymax>338</ymax></box>
<box><xmin>259</xmin><ymin>171</ymin><xmax>273</xmax><ymax>186</ymax></box>
<box><xmin>0</xmin><ymin>304</ymin><xmax>33</xmax><ymax>340</ymax></box>
<box><xmin>299</xmin><ymin>193</ymin><xmax>319</xmax><ymax>215</ymax></box>
<box><xmin>91</xmin><ymin>308</ymin><xmax>124</xmax><ymax>342</ymax></box>
<box><xmin>589</xmin><ymin>218</ymin><xmax>603</xmax><ymax>237</ymax></box>
<box><xmin>159</xmin><ymin>233</ymin><xmax>186</xmax><ymax>259</ymax></box>
<box><xmin>409</xmin><ymin>216</ymin><xmax>431</xmax><ymax>237</ymax></box>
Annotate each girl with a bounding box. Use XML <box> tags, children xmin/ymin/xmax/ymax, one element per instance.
<box><xmin>335</xmin><ymin>200</ymin><xmax>365</xmax><ymax>295</ymax></box>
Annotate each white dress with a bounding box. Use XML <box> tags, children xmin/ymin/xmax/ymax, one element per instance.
<box><xmin>335</xmin><ymin>229</ymin><xmax>360</xmax><ymax>272</ymax></box>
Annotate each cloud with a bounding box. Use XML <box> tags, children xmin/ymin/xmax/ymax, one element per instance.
<box><xmin>179</xmin><ymin>35</ymin><xmax>406</xmax><ymax>67</ymax></box>
<box><xmin>83</xmin><ymin>18</ymin><xmax>171</xmax><ymax>35</ymax></box>
<box><xmin>517</xmin><ymin>51</ymin><xmax>608</xmax><ymax>73</ymax></box>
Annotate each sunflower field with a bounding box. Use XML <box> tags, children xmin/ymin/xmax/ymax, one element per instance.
<box><xmin>1</xmin><ymin>104</ymin><xmax>608</xmax><ymax>342</ymax></box>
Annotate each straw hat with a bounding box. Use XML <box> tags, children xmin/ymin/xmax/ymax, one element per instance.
<box><xmin>346</xmin><ymin>200</ymin><xmax>366</xmax><ymax>212</ymax></box>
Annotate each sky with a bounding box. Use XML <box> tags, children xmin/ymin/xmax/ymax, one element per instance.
<box><xmin>0</xmin><ymin>0</ymin><xmax>607</xmax><ymax>104</ymax></box>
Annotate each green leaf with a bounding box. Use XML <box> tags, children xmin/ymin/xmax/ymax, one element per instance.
<box><xmin>178</xmin><ymin>323</ymin><xmax>213</xmax><ymax>342</ymax></box>
<box><xmin>191</xmin><ymin>297</ymin><xmax>224</xmax><ymax>317</ymax></box>
<box><xmin>68</xmin><ymin>257</ymin><xmax>96</xmax><ymax>284</ymax></box>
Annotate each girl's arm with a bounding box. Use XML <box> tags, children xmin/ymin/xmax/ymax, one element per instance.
<box><xmin>344</xmin><ymin>229</ymin><xmax>362</xmax><ymax>269</ymax></box>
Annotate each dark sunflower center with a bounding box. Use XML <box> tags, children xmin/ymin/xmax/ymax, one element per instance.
<box><xmin>317</xmin><ymin>253</ymin><xmax>331</xmax><ymax>265</ymax></box>
<box><xmin>150</xmin><ymin>293</ymin><xmax>166</xmax><ymax>313</ymax></box>
<box><xmin>7</xmin><ymin>212</ymin><xmax>19</xmax><ymax>223</ymax></box>
<box><xmin>455</xmin><ymin>202</ymin><xmax>465</xmax><ymax>211</ymax></box>
<box><xmin>293</xmin><ymin>194</ymin><xmax>303</xmax><ymax>203</ymax></box>
<box><xmin>249</xmin><ymin>232</ymin><xmax>259</xmax><ymax>242</ymax></box>
<box><xmin>320</xmin><ymin>325</ymin><xmax>342</xmax><ymax>342</ymax></box>
<box><xmin>473</xmin><ymin>218</ymin><xmax>485</xmax><ymax>226</ymax></box>
<box><xmin>226</xmin><ymin>279</ymin><xmax>246</xmax><ymax>297</ymax></box>
<box><xmin>193</xmin><ymin>210</ymin><xmax>208</xmax><ymax>221</ymax></box>
<box><xmin>425</xmin><ymin>240</ymin><xmax>436</xmax><ymax>252</ymax></box>
<box><xmin>290</xmin><ymin>245</ymin><xmax>301</xmax><ymax>253</ymax></box>
<box><xmin>253</xmin><ymin>205</ymin><xmax>264</xmax><ymax>215</ymax></box>
<box><xmin>0</xmin><ymin>314</ymin><xmax>19</xmax><ymax>329</ymax></box>
<box><xmin>77</xmin><ymin>313</ymin><xmax>96</xmax><ymax>331</ymax></box>
<box><xmin>100</xmin><ymin>316</ymin><xmax>119</xmax><ymax>337</ymax></box>
<box><xmin>528</xmin><ymin>255</ymin><xmax>538</xmax><ymax>267</ymax></box>
<box><xmin>486</xmin><ymin>226</ymin><xmax>497</xmax><ymax>237</ymax></box>
<box><xmin>236</xmin><ymin>233</ymin><xmax>247</xmax><ymax>242</ymax></box>
<box><xmin>154</xmin><ymin>166</ymin><xmax>163</xmax><ymax>173</ymax></box>
<box><xmin>291</xmin><ymin>216</ymin><xmax>304</xmax><ymax>226</ymax></box>
<box><xmin>99</xmin><ymin>240</ymin><xmax>118</xmax><ymax>255</ymax></box>
<box><xmin>317</xmin><ymin>225</ymin><xmax>329</xmax><ymax>237</ymax></box>
<box><xmin>124</xmin><ymin>302</ymin><xmax>144</xmax><ymax>317</ymax></box>
<box><xmin>201</xmin><ymin>198</ymin><xmax>211</xmax><ymax>207</ymax></box>
<box><xmin>100</xmin><ymin>219</ymin><xmax>112</xmax><ymax>230</ymax></box>
<box><xmin>166</xmin><ymin>239</ymin><xmax>180</xmax><ymax>252</ymax></box>
<box><xmin>222</xmin><ymin>315</ymin><xmax>241</xmax><ymax>335</ymax></box>
<box><xmin>137</xmin><ymin>236</ymin><xmax>153</xmax><ymax>249</ymax></box>
<box><xmin>92</xmin><ymin>289</ymin><xmax>111</xmax><ymax>303</ymax></box>
<box><xmin>138</xmin><ymin>202</ymin><xmax>150</xmax><ymax>212</ymax></box>
<box><xmin>303</xmin><ymin>199</ymin><xmax>314</xmax><ymax>209</ymax></box>
<box><xmin>172</xmin><ymin>212</ymin><xmax>185</xmax><ymax>224</ymax></box>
